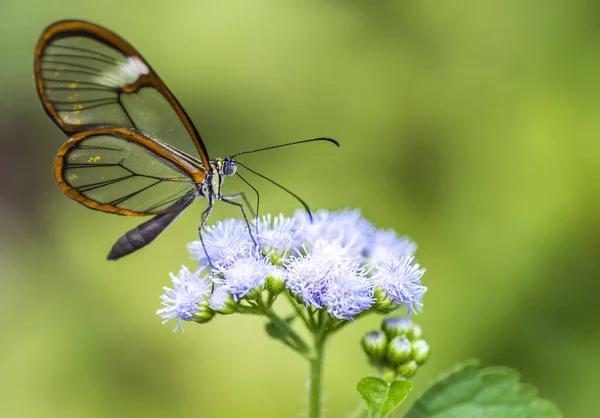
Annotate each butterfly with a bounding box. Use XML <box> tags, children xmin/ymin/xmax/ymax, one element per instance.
<box><xmin>34</xmin><ymin>20</ymin><xmax>338</xmax><ymax>261</ymax></box>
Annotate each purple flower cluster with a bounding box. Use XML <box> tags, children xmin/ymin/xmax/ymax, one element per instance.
<box><xmin>156</xmin><ymin>266</ymin><xmax>212</xmax><ymax>332</ymax></box>
<box><xmin>157</xmin><ymin>209</ymin><xmax>426</xmax><ymax>331</ymax></box>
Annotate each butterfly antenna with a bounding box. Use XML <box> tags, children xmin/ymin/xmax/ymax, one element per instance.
<box><xmin>236</xmin><ymin>161</ymin><xmax>313</xmax><ymax>221</ymax></box>
<box><xmin>230</xmin><ymin>137</ymin><xmax>339</xmax><ymax>158</ymax></box>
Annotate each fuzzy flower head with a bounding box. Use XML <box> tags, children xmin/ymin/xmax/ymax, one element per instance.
<box><xmin>214</xmin><ymin>254</ymin><xmax>276</xmax><ymax>302</ymax></box>
<box><xmin>372</xmin><ymin>255</ymin><xmax>427</xmax><ymax>314</ymax></box>
<box><xmin>285</xmin><ymin>239</ymin><xmax>357</xmax><ymax>309</ymax></box>
<box><xmin>322</xmin><ymin>266</ymin><xmax>374</xmax><ymax>320</ymax></box>
<box><xmin>156</xmin><ymin>266</ymin><xmax>212</xmax><ymax>332</ymax></box>
<box><xmin>256</xmin><ymin>213</ymin><xmax>304</xmax><ymax>258</ymax></box>
<box><xmin>366</xmin><ymin>229</ymin><xmax>417</xmax><ymax>266</ymax></box>
<box><xmin>160</xmin><ymin>209</ymin><xmax>426</xmax><ymax>328</ymax></box>
<box><xmin>295</xmin><ymin>209</ymin><xmax>374</xmax><ymax>257</ymax></box>
<box><xmin>188</xmin><ymin>219</ymin><xmax>254</xmax><ymax>269</ymax></box>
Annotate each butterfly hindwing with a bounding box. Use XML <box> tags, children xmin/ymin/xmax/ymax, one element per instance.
<box><xmin>54</xmin><ymin>127</ymin><xmax>202</xmax><ymax>216</ymax></box>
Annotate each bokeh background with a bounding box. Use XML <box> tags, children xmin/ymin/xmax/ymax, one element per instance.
<box><xmin>1</xmin><ymin>1</ymin><xmax>598</xmax><ymax>417</ymax></box>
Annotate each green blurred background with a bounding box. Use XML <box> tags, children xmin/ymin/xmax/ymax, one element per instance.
<box><xmin>1</xmin><ymin>1</ymin><xmax>598</xmax><ymax>416</ymax></box>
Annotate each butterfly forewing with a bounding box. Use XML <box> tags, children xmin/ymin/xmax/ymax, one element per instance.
<box><xmin>55</xmin><ymin>128</ymin><xmax>201</xmax><ymax>216</ymax></box>
<box><xmin>35</xmin><ymin>20</ymin><xmax>211</xmax><ymax>169</ymax></box>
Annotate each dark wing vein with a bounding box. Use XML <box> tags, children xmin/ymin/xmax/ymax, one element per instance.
<box><xmin>42</xmin><ymin>60</ymin><xmax>108</xmax><ymax>73</ymax></box>
<box><xmin>45</xmin><ymin>86</ymin><xmax>115</xmax><ymax>93</ymax></box>
<box><xmin>108</xmin><ymin>180</ymin><xmax>162</xmax><ymax>206</ymax></box>
<box><xmin>41</xmin><ymin>68</ymin><xmax>123</xmax><ymax>86</ymax></box>
<box><xmin>52</xmin><ymin>97</ymin><xmax>119</xmax><ymax>105</ymax></box>
<box><xmin>54</xmin><ymin>101</ymin><xmax>119</xmax><ymax>112</ymax></box>
<box><xmin>76</xmin><ymin>144</ymin><xmax>124</xmax><ymax>151</ymax></box>
<box><xmin>43</xmin><ymin>53</ymin><xmax>117</xmax><ymax>66</ymax></box>
<box><xmin>77</xmin><ymin>174</ymin><xmax>135</xmax><ymax>192</ymax></box>
<box><xmin>50</xmin><ymin>44</ymin><xmax>118</xmax><ymax>61</ymax></box>
<box><xmin>145</xmin><ymin>189</ymin><xmax>194</xmax><ymax>213</ymax></box>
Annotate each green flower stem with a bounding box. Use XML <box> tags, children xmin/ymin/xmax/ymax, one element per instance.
<box><xmin>308</xmin><ymin>307</ymin><xmax>318</xmax><ymax>330</ymax></box>
<box><xmin>285</xmin><ymin>293</ymin><xmax>312</xmax><ymax>330</ymax></box>
<box><xmin>309</xmin><ymin>309</ymin><xmax>330</xmax><ymax>418</ymax></box>
<box><xmin>260</xmin><ymin>304</ymin><xmax>311</xmax><ymax>358</ymax></box>
<box><xmin>309</xmin><ymin>328</ymin><xmax>326</xmax><ymax>418</ymax></box>
<box><xmin>236</xmin><ymin>303</ymin><xmax>263</xmax><ymax>315</ymax></box>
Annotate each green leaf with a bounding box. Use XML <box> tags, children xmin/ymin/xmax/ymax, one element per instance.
<box><xmin>357</xmin><ymin>376</ymin><xmax>412</xmax><ymax>418</ymax></box>
<box><xmin>405</xmin><ymin>360</ymin><xmax>563</xmax><ymax>418</ymax></box>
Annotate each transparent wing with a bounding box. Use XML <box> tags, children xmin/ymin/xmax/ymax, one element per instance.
<box><xmin>35</xmin><ymin>20</ymin><xmax>211</xmax><ymax>170</ymax></box>
<box><xmin>54</xmin><ymin>127</ymin><xmax>201</xmax><ymax>216</ymax></box>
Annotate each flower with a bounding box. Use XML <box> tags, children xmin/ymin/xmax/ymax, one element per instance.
<box><xmin>209</xmin><ymin>285</ymin><xmax>233</xmax><ymax>313</ymax></box>
<box><xmin>188</xmin><ymin>219</ymin><xmax>254</xmax><ymax>269</ymax></box>
<box><xmin>256</xmin><ymin>213</ymin><xmax>304</xmax><ymax>255</ymax></box>
<box><xmin>215</xmin><ymin>254</ymin><xmax>276</xmax><ymax>302</ymax></box>
<box><xmin>285</xmin><ymin>239</ymin><xmax>374</xmax><ymax>320</ymax></box>
<box><xmin>366</xmin><ymin>229</ymin><xmax>417</xmax><ymax>265</ymax></box>
<box><xmin>160</xmin><ymin>209</ymin><xmax>427</xmax><ymax>328</ymax></box>
<box><xmin>285</xmin><ymin>239</ymin><xmax>354</xmax><ymax>308</ymax></box>
<box><xmin>322</xmin><ymin>265</ymin><xmax>374</xmax><ymax>320</ymax></box>
<box><xmin>372</xmin><ymin>255</ymin><xmax>427</xmax><ymax>314</ymax></box>
<box><xmin>156</xmin><ymin>265</ymin><xmax>212</xmax><ymax>332</ymax></box>
<box><xmin>294</xmin><ymin>209</ymin><xmax>374</xmax><ymax>256</ymax></box>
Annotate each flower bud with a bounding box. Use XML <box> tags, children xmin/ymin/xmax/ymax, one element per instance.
<box><xmin>361</xmin><ymin>331</ymin><xmax>388</xmax><ymax>361</ymax></box>
<box><xmin>372</xmin><ymin>288</ymin><xmax>399</xmax><ymax>313</ymax></box>
<box><xmin>411</xmin><ymin>340</ymin><xmax>429</xmax><ymax>365</ymax></box>
<box><xmin>382</xmin><ymin>316</ymin><xmax>412</xmax><ymax>340</ymax></box>
<box><xmin>396</xmin><ymin>360</ymin><xmax>418</xmax><ymax>379</ymax></box>
<box><xmin>266</xmin><ymin>269</ymin><xmax>286</xmax><ymax>295</ymax></box>
<box><xmin>386</xmin><ymin>336</ymin><xmax>412</xmax><ymax>367</ymax></box>
<box><xmin>192</xmin><ymin>302</ymin><xmax>215</xmax><ymax>324</ymax></box>
<box><xmin>382</xmin><ymin>369</ymin><xmax>396</xmax><ymax>383</ymax></box>
<box><xmin>209</xmin><ymin>288</ymin><xmax>236</xmax><ymax>315</ymax></box>
<box><xmin>269</xmin><ymin>250</ymin><xmax>289</xmax><ymax>266</ymax></box>
<box><xmin>407</xmin><ymin>324</ymin><xmax>422</xmax><ymax>341</ymax></box>
<box><xmin>243</xmin><ymin>285</ymin><xmax>264</xmax><ymax>301</ymax></box>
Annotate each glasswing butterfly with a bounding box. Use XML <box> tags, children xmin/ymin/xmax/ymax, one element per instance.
<box><xmin>34</xmin><ymin>20</ymin><xmax>338</xmax><ymax>261</ymax></box>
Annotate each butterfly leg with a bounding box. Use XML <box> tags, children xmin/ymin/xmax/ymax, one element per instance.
<box><xmin>234</xmin><ymin>172</ymin><xmax>261</xmax><ymax>236</ymax></box>
<box><xmin>222</xmin><ymin>192</ymin><xmax>256</xmax><ymax>218</ymax></box>
<box><xmin>221</xmin><ymin>196</ymin><xmax>259</xmax><ymax>248</ymax></box>
<box><xmin>222</xmin><ymin>191</ymin><xmax>260</xmax><ymax>248</ymax></box>
<box><xmin>228</xmin><ymin>191</ymin><xmax>261</xmax><ymax>245</ymax></box>
<box><xmin>197</xmin><ymin>198</ymin><xmax>215</xmax><ymax>270</ymax></box>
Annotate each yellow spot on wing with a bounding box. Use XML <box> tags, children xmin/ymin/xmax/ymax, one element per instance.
<box><xmin>87</xmin><ymin>156</ymin><xmax>101</xmax><ymax>163</ymax></box>
<box><xmin>68</xmin><ymin>173</ymin><xmax>79</xmax><ymax>180</ymax></box>
<box><xmin>74</xmin><ymin>104</ymin><xmax>83</xmax><ymax>111</ymax></box>
<box><xmin>69</xmin><ymin>82</ymin><xmax>78</xmax><ymax>89</ymax></box>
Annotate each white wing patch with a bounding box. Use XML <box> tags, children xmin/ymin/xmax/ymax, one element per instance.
<box><xmin>96</xmin><ymin>56</ymin><xmax>150</xmax><ymax>88</ymax></box>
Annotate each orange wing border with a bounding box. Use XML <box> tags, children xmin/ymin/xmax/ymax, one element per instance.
<box><xmin>54</xmin><ymin>127</ymin><xmax>206</xmax><ymax>216</ymax></box>
<box><xmin>34</xmin><ymin>19</ymin><xmax>212</xmax><ymax>170</ymax></box>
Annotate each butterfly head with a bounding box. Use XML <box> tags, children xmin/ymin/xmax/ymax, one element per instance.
<box><xmin>222</xmin><ymin>157</ymin><xmax>237</xmax><ymax>176</ymax></box>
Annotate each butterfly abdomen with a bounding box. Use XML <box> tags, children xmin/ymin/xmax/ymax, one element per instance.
<box><xmin>107</xmin><ymin>209</ymin><xmax>184</xmax><ymax>260</ymax></box>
